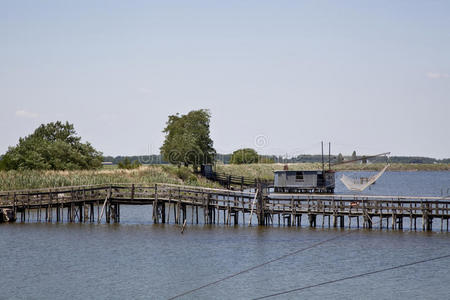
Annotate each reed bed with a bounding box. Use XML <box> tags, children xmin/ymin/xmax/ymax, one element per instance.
<box><xmin>0</xmin><ymin>165</ymin><xmax>220</xmax><ymax>191</ymax></box>
<box><xmin>2</xmin><ymin>163</ymin><xmax>447</xmax><ymax>192</ymax></box>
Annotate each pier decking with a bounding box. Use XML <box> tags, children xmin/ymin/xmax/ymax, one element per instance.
<box><xmin>1</xmin><ymin>183</ymin><xmax>449</xmax><ymax>231</ymax></box>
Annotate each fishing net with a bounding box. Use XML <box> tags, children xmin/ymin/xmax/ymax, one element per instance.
<box><xmin>340</xmin><ymin>164</ymin><xmax>390</xmax><ymax>192</ymax></box>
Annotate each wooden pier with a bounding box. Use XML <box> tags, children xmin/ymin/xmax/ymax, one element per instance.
<box><xmin>1</xmin><ymin>183</ymin><xmax>449</xmax><ymax>231</ymax></box>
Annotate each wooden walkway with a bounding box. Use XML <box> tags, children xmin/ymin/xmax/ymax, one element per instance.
<box><xmin>1</xmin><ymin>183</ymin><xmax>449</xmax><ymax>231</ymax></box>
<box><xmin>201</xmin><ymin>171</ymin><xmax>273</xmax><ymax>189</ymax></box>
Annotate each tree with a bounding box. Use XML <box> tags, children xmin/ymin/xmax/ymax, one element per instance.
<box><xmin>351</xmin><ymin>151</ymin><xmax>357</xmax><ymax>161</ymax></box>
<box><xmin>160</xmin><ymin>109</ymin><xmax>215</xmax><ymax>171</ymax></box>
<box><xmin>118</xmin><ymin>157</ymin><xmax>141</xmax><ymax>169</ymax></box>
<box><xmin>337</xmin><ymin>153</ymin><xmax>344</xmax><ymax>163</ymax></box>
<box><xmin>230</xmin><ymin>148</ymin><xmax>259</xmax><ymax>164</ymax></box>
<box><xmin>361</xmin><ymin>155</ymin><xmax>367</xmax><ymax>164</ymax></box>
<box><xmin>0</xmin><ymin>121</ymin><xmax>102</xmax><ymax>170</ymax></box>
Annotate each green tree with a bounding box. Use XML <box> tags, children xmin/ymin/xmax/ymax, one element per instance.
<box><xmin>337</xmin><ymin>153</ymin><xmax>344</xmax><ymax>163</ymax></box>
<box><xmin>230</xmin><ymin>148</ymin><xmax>259</xmax><ymax>164</ymax></box>
<box><xmin>118</xmin><ymin>157</ymin><xmax>141</xmax><ymax>169</ymax></box>
<box><xmin>160</xmin><ymin>109</ymin><xmax>215</xmax><ymax>171</ymax></box>
<box><xmin>0</xmin><ymin>121</ymin><xmax>102</xmax><ymax>170</ymax></box>
<box><xmin>361</xmin><ymin>155</ymin><xmax>367</xmax><ymax>164</ymax></box>
<box><xmin>351</xmin><ymin>151</ymin><xmax>357</xmax><ymax>161</ymax></box>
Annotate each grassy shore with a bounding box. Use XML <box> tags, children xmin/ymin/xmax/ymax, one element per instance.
<box><xmin>215</xmin><ymin>163</ymin><xmax>450</xmax><ymax>181</ymax></box>
<box><xmin>1</xmin><ymin>163</ymin><xmax>448</xmax><ymax>191</ymax></box>
<box><xmin>0</xmin><ymin>165</ymin><xmax>220</xmax><ymax>191</ymax></box>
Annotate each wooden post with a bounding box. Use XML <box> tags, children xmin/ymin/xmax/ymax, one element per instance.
<box><xmin>331</xmin><ymin>198</ymin><xmax>335</xmax><ymax>227</ymax></box>
<box><xmin>202</xmin><ymin>192</ymin><xmax>207</xmax><ymax>224</ymax></box>
<box><xmin>176</xmin><ymin>188</ymin><xmax>181</xmax><ymax>224</ymax></box>
<box><xmin>167</xmin><ymin>190</ymin><xmax>172</xmax><ymax>224</ymax></box>
<box><xmin>161</xmin><ymin>202</ymin><xmax>166</xmax><ymax>224</ymax></box>
<box><xmin>257</xmin><ymin>183</ymin><xmax>265</xmax><ymax>226</ymax></box>
<box><xmin>182</xmin><ymin>204</ymin><xmax>187</xmax><ymax>223</ymax></box>
<box><xmin>207</xmin><ymin>193</ymin><xmax>212</xmax><ymax>224</ymax></box>
<box><xmin>153</xmin><ymin>184</ymin><xmax>159</xmax><ymax>224</ymax></box>
<box><xmin>196</xmin><ymin>198</ymin><xmax>199</xmax><ymax>225</ymax></box>
<box><xmin>291</xmin><ymin>196</ymin><xmax>295</xmax><ymax>226</ymax></box>
<box><xmin>191</xmin><ymin>194</ymin><xmax>194</xmax><ymax>224</ymax></box>
<box><xmin>90</xmin><ymin>203</ymin><xmax>94</xmax><ymax>222</ymax></box>
<box><xmin>242</xmin><ymin>193</ymin><xmax>245</xmax><ymax>225</ymax></box>
<box><xmin>27</xmin><ymin>192</ymin><xmax>30</xmax><ymax>222</ymax></box>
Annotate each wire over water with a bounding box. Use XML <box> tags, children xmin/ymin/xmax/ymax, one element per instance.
<box><xmin>168</xmin><ymin>231</ymin><xmax>353</xmax><ymax>299</ymax></box>
<box><xmin>253</xmin><ymin>254</ymin><xmax>450</xmax><ymax>299</ymax></box>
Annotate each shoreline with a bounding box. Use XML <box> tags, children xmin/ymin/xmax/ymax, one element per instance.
<box><xmin>0</xmin><ymin>163</ymin><xmax>448</xmax><ymax>192</ymax></box>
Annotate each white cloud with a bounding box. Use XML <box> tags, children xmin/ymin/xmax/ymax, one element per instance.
<box><xmin>15</xmin><ymin>110</ymin><xmax>39</xmax><ymax>118</ymax></box>
<box><xmin>426</xmin><ymin>72</ymin><xmax>449</xmax><ymax>79</ymax></box>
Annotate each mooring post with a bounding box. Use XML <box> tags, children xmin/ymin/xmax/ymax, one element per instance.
<box><xmin>257</xmin><ymin>182</ymin><xmax>266</xmax><ymax>226</ymax></box>
<box><xmin>27</xmin><ymin>192</ymin><xmax>31</xmax><ymax>222</ymax></box>
<box><xmin>167</xmin><ymin>190</ymin><xmax>171</xmax><ymax>224</ymax></box>
<box><xmin>90</xmin><ymin>203</ymin><xmax>94</xmax><ymax>222</ymax></box>
<box><xmin>13</xmin><ymin>192</ymin><xmax>16</xmax><ymax>220</ymax></box>
<box><xmin>153</xmin><ymin>184</ymin><xmax>159</xmax><ymax>224</ymax></box>
<box><xmin>205</xmin><ymin>193</ymin><xmax>211</xmax><ymax>224</ymax></box>
<box><xmin>291</xmin><ymin>196</ymin><xmax>295</xmax><ymax>226</ymax></box>
<box><xmin>161</xmin><ymin>201</ymin><xmax>166</xmax><ymax>224</ymax></box>
<box><xmin>176</xmin><ymin>188</ymin><xmax>181</xmax><ymax>224</ymax></box>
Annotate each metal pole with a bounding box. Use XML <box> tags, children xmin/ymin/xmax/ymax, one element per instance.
<box><xmin>321</xmin><ymin>141</ymin><xmax>324</xmax><ymax>172</ymax></box>
<box><xmin>328</xmin><ymin>142</ymin><xmax>331</xmax><ymax>170</ymax></box>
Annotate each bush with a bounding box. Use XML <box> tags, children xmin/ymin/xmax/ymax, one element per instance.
<box><xmin>174</xmin><ymin>166</ymin><xmax>192</xmax><ymax>181</ymax></box>
<box><xmin>230</xmin><ymin>148</ymin><xmax>259</xmax><ymax>164</ymax></box>
<box><xmin>118</xmin><ymin>158</ymin><xmax>141</xmax><ymax>169</ymax></box>
<box><xmin>0</xmin><ymin>121</ymin><xmax>102</xmax><ymax>170</ymax></box>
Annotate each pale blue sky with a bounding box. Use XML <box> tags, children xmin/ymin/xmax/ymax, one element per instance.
<box><xmin>1</xmin><ymin>1</ymin><xmax>449</xmax><ymax>158</ymax></box>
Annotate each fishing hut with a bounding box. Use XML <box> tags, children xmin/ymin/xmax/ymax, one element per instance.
<box><xmin>273</xmin><ymin>170</ymin><xmax>335</xmax><ymax>193</ymax></box>
<box><xmin>272</xmin><ymin>142</ymin><xmax>336</xmax><ymax>194</ymax></box>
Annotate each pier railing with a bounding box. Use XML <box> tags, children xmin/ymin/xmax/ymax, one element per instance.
<box><xmin>1</xmin><ymin>184</ymin><xmax>449</xmax><ymax>231</ymax></box>
<box><xmin>202</xmin><ymin>171</ymin><xmax>273</xmax><ymax>189</ymax></box>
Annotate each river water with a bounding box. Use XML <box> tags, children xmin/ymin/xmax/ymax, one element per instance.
<box><xmin>1</xmin><ymin>171</ymin><xmax>450</xmax><ymax>299</ymax></box>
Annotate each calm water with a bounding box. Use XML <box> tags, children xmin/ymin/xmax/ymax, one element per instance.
<box><xmin>1</xmin><ymin>171</ymin><xmax>450</xmax><ymax>299</ymax></box>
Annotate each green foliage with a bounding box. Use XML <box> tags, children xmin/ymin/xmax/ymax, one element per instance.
<box><xmin>259</xmin><ymin>156</ymin><xmax>275</xmax><ymax>164</ymax></box>
<box><xmin>230</xmin><ymin>148</ymin><xmax>259</xmax><ymax>164</ymax></box>
<box><xmin>172</xmin><ymin>166</ymin><xmax>198</xmax><ymax>184</ymax></box>
<box><xmin>337</xmin><ymin>153</ymin><xmax>344</xmax><ymax>163</ymax></box>
<box><xmin>160</xmin><ymin>109</ymin><xmax>215</xmax><ymax>170</ymax></box>
<box><xmin>351</xmin><ymin>151</ymin><xmax>357</xmax><ymax>161</ymax></box>
<box><xmin>118</xmin><ymin>157</ymin><xmax>141</xmax><ymax>169</ymax></box>
<box><xmin>0</xmin><ymin>121</ymin><xmax>102</xmax><ymax>171</ymax></box>
<box><xmin>174</xmin><ymin>166</ymin><xmax>192</xmax><ymax>181</ymax></box>
<box><xmin>103</xmin><ymin>155</ymin><xmax>165</xmax><ymax>165</ymax></box>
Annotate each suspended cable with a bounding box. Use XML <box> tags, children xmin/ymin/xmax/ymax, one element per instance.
<box><xmin>168</xmin><ymin>232</ymin><xmax>353</xmax><ymax>300</ymax></box>
<box><xmin>253</xmin><ymin>254</ymin><xmax>450</xmax><ymax>299</ymax></box>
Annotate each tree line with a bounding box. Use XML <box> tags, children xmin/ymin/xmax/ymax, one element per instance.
<box><xmin>102</xmin><ymin>154</ymin><xmax>449</xmax><ymax>165</ymax></box>
<box><xmin>0</xmin><ymin>112</ymin><xmax>448</xmax><ymax>171</ymax></box>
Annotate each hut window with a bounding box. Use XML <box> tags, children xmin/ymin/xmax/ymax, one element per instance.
<box><xmin>295</xmin><ymin>171</ymin><xmax>304</xmax><ymax>182</ymax></box>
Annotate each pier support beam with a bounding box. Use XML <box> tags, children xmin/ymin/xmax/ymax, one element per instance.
<box><xmin>308</xmin><ymin>214</ymin><xmax>317</xmax><ymax>227</ymax></box>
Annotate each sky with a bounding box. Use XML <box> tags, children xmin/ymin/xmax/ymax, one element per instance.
<box><xmin>1</xmin><ymin>0</ymin><xmax>449</xmax><ymax>158</ymax></box>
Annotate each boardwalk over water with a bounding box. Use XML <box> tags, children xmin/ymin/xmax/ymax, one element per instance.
<box><xmin>1</xmin><ymin>183</ymin><xmax>450</xmax><ymax>231</ymax></box>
